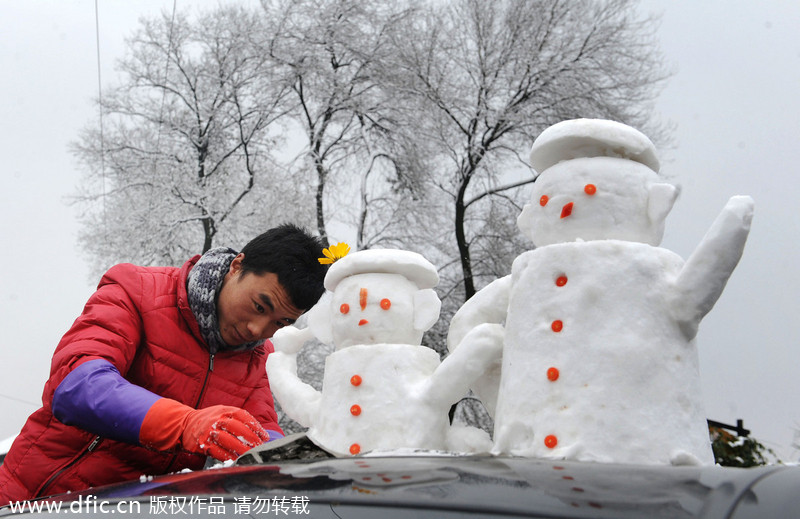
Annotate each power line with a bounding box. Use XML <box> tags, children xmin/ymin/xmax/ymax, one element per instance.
<box><xmin>149</xmin><ymin>0</ymin><xmax>178</xmax><ymax>220</ymax></box>
<box><xmin>153</xmin><ymin>0</ymin><xmax>178</xmax><ymax>173</ymax></box>
<box><xmin>0</xmin><ymin>392</ymin><xmax>38</xmax><ymax>408</ymax></box>
<box><xmin>94</xmin><ymin>0</ymin><xmax>106</xmax><ymax>228</ymax></box>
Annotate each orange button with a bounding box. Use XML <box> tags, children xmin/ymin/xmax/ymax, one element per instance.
<box><xmin>555</xmin><ymin>275</ymin><xmax>568</xmax><ymax>286</ymax></box>
<box><xmin>351</xmin><ymin>375</ymin><xmax>362</xmax><ymax>386</ymax></box>
<box><xmin>544</xmin><ymin>435</ymin><xmax>558</xmax><ymax>449</ymax></box>
<box><xmin>540</xmin><ymin>195</ymin><xmax>549</xmax><ymax>207</ymax></box>
<box><xmin>551</xmin><ymin>320</ymin><xmax>563</xmax><ymax>332</ymax></box>
<box><xmin>584</xmin><ymin>183</ymin><xmax>597</xmax><ymax>195</ymax></box>
<box><xmin>350</xmin><ymin>443</ymin><xmax>361</xmax><ymax>455</ymax></box>
<box><xmin>350</xmin><ymin>404</ymin><xmax>362</xmax><ymax>416</ymax></box>
<box><xmin>547</xmin><ymin>367</ymin><xmax>560</xmax><ymax>381</ymax></box>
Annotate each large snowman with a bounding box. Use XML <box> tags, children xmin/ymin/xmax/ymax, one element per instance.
<box><xmin>267</xmin><ymin>248</ymin><xmax>501</xmax><ymax>457</ymax></box>
<box><xmin>448</xmin><ymin>118</ymin><xmax>754</xmax><ymax>465</ymax></box>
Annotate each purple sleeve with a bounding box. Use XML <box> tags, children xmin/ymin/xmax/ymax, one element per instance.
<box><xmin>52</xmin><ymin>358</ymin><xmax>161</xmax><ymax>445</ymax></box>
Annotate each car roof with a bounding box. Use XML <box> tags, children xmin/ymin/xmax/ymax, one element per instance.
<box><xmin>9</xmin><ymin>452</ymin><xmax>798</xmax><ymax>519</ymax></box>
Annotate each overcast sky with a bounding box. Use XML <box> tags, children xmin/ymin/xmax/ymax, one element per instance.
<box><xmin>1</xmin><ymin>0</ymin><xmax>799</xmax><ymax>462</ymax></box>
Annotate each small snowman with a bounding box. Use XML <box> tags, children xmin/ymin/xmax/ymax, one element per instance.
<box><xmin>267</xmin><ymin>247</ymin><xmax>501</xmax><ymax>457</ymax></box>
<box><xmin>448</xmin><ymin>119</ymin><xmax>754</xmax><ymax>465</ymax></box>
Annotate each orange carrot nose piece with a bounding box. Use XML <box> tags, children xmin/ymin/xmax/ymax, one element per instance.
<box><xmin>560</xmin><ymin>202</ymin><xmax>573</xmax><ymax>219</ymax></box>
<box><xmin>358</xmin><ymin>319</ymin><xmax>369</xmax><ymax>326</ymax></box>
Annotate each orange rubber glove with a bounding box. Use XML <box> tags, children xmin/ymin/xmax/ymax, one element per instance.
<box><xmin>139</xmin><ymin>398</ymin><xmax>270</xmax><ymax>461</ymax></box>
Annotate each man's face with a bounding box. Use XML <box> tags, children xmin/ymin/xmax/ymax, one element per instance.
<box><xmin>217</xmin><ymin>254</ymin><xmax>304</xmax><ymax>346</ymax></box>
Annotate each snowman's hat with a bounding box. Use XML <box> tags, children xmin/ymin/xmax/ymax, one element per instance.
<box><xmin>324</xmin><ymin>249</ymin><xmax>439</xmax><ymax>292</ymax></box>
<box><xmin>529</xmin><ymin>118</ymin><xmax>660</xmax><ymax>175</ymax></box>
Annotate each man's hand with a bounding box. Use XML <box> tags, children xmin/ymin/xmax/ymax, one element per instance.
<box><xmin>140</xmin><ymin>399</ymin><xmax>274</xmax><ymax>461</ymax></box>
<box><xmin>181</xmin><ymin>405</ymin><xmax>270</xmax><ymax>461</ymax></box>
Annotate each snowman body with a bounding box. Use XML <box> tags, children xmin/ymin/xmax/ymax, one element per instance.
<box><xmin>268</xmin><ymin>249</ymin><xmax>500</xmax><ymax>457</ymax></box>
<box><xmin>493</xmin><ymin>241</ymin><xmax>713</xmax><ymax>464</ymax></box>
<box><xmin>308</xmin><ymin>344</ymin><xmax>449</xmax><ymax>456</ymax></box>
<box><xmin>448</xmin><ymin>119</ymin><xmax>753</xmax><ymax>465</ymax></box>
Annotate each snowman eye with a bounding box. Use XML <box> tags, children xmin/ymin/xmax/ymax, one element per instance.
<box><xmin>380</xmin><ymin>298</ymin><xmax>391</xmax><ymax>310</ymax></box>
<box><xmin>584</xmin><ymin>184</ymin><xmax>597</xmax><ymax>195</ymax></box>
<box><xmin>340</xmin><ymin>303</ymin><xmax>350</xmax><ymax>314</ymax></box>
<box><xmin>539</xmin><ymin>195</ymin><xmax>549</xmax><ymax>206</ymax></box>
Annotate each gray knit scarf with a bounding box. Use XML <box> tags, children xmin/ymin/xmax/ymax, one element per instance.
<box><xmin>186</xmin><ymin>247</ymin><xmax>260</xmax><ymax>354</ymax></box>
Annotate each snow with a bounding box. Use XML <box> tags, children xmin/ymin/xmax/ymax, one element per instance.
<box><xmin>517</xmin><ymin>157</ymin><xmax>677</xmax><ymax>247</ymax></box>
<box><xmin>528</xmin><ymin>118</ymin><xmax>660</xmax><ymax>174</ymax></box>
<box><xmin>267</xmin><ymin>249</ymin><xmax>498</xmax><ymax>457</ymax></box>
<box><xmin>324</xmin><ymin>249</ymin><xmax>439</xmax><ymax>292</ymax></box>
<box><xmin>449</xmin><ymin>119</ymin><xmax>753</xmax><ymax>465</ymax></box>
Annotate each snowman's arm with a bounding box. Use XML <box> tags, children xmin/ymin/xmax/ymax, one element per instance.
<box><xmin>447</xmin><ymin>275</ymin><xmax>511</xmax><ymax>353</ymax></box>
<box><xmin>272</xmin><ymin>325</ymin><xmax>315</xmax><ymax>354</ymax></box>
<box><xmin>426</xmin><ymin>323</ymin><xmax>505</xmax><ymax>405</ymax></box>
<box><xmin>672</xmin><ymin>196</ymin><xmax>754</xmax><ymax>339</ymax></box>
<box><xmin>265</xmin><ymin>351</ymin><xmax>321</xmax><ymax>427</ymax></box>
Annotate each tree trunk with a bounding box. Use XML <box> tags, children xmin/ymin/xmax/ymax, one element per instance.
<box><xmin>455</xmin><ymin>177</ymin><xmax>475</xmax><ymax>300</ymax></box>
<box><xmin>201</xmin><ymin>215</ymin><xmax>215</xmax><ymax>253</ymax></box>
<box><xmin>315</xmin><ymin>159</ymin><xmax>329</xmax><ymax>247</ymax></box>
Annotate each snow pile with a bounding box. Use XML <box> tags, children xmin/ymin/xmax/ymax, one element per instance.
<box><xmin>450</xmin><ymin>119</ymin><xmax>754</xmax><ymax>465</ymax></box>
<box><xmin>267</xmin><ymin>249</ymin><xmax>499</xmax><ymax>457</ymax></box>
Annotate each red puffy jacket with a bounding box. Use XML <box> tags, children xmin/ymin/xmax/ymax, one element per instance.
<box><xmin>0</xmin><ymin>256</ymin><xmax>281</xmax><ymax>504</ymax></box>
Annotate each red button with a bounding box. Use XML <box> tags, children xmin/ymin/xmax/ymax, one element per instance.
<box><xmin>351</xmin><ymin>375</ymin><xmax>362</xmax><ymax>386</ymax></box>
<box><xmin>551</xmin><ymin>320</ymin><xmax>563</xmax><ymax>332</ymax></box>
<box><xmin>350</xmin><ymin>405</ymin><xmax>362</xmax><ymax>416</ymax></box>
<box><xmin>544</xmin><ymin>435</ymin><xmax>558</xmax><ymax>448</ymax></box>
<box><xmin>547</xmin><ymin>367</ymin><xmax>560</xmax><ymax>381</ymax></box>
<box><xmin>556</xmin><ymin>275</ymin><xmax>568</xmax><ymax>286</ymax></box>
<box><xmin>350</xmin><ymin>443</ymin><xmax>361</xmax><ymax>455</ymax></box>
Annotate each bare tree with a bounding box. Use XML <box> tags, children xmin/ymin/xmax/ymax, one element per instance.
<box><xmin>259</xmin><ymin>0</ymin><xmax>420</xmax><ymax>247</ymax></box>
<box><xmin>72</xmin><ymin>6</ymin><xmax>304</xmax><ymax>275</ymax></box>
<box><xmin>385</xmin><ymin>0</ymin><xmax>671</xmax><ymax>301</ymax></box>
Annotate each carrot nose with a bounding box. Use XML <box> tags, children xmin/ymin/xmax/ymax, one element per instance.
<box><xmin>560</xmin><ymin>202</ymin><xmax>573</xmax><ymax>219</ymax></box>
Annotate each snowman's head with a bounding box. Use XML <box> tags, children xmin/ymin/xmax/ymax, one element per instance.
<box><xmin>517</xmin><ymin>119</ymin><xmax>678</xmax><ymax>246</ymax></box>
<box><xmin>322</xmin><ymin>249</ymin><xmax>441</xmax><ymax>349</ymax></box>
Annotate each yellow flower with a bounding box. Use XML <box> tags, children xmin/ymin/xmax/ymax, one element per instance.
<box><xmin>318</xmin><ymin>242</ymin><xmax>351</xmax><ymax>264</ymax></box>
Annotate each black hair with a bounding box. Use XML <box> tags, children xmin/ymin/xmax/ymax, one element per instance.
<box><xmin>239</xmin><ymin>223</ymin><xmax>328</xmax><ymax>310</ymax></box>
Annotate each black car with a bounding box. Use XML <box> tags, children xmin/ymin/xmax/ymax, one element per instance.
<box><xmin>2</xmin><ymin>435</ymin><xmax>798</xmax><ymax>518</ymax></box>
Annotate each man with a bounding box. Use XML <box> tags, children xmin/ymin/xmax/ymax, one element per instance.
<box><xmin>0</xmin><ymin>224</ymin><xmax>328</xmax><ymax>505</ymax></box>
